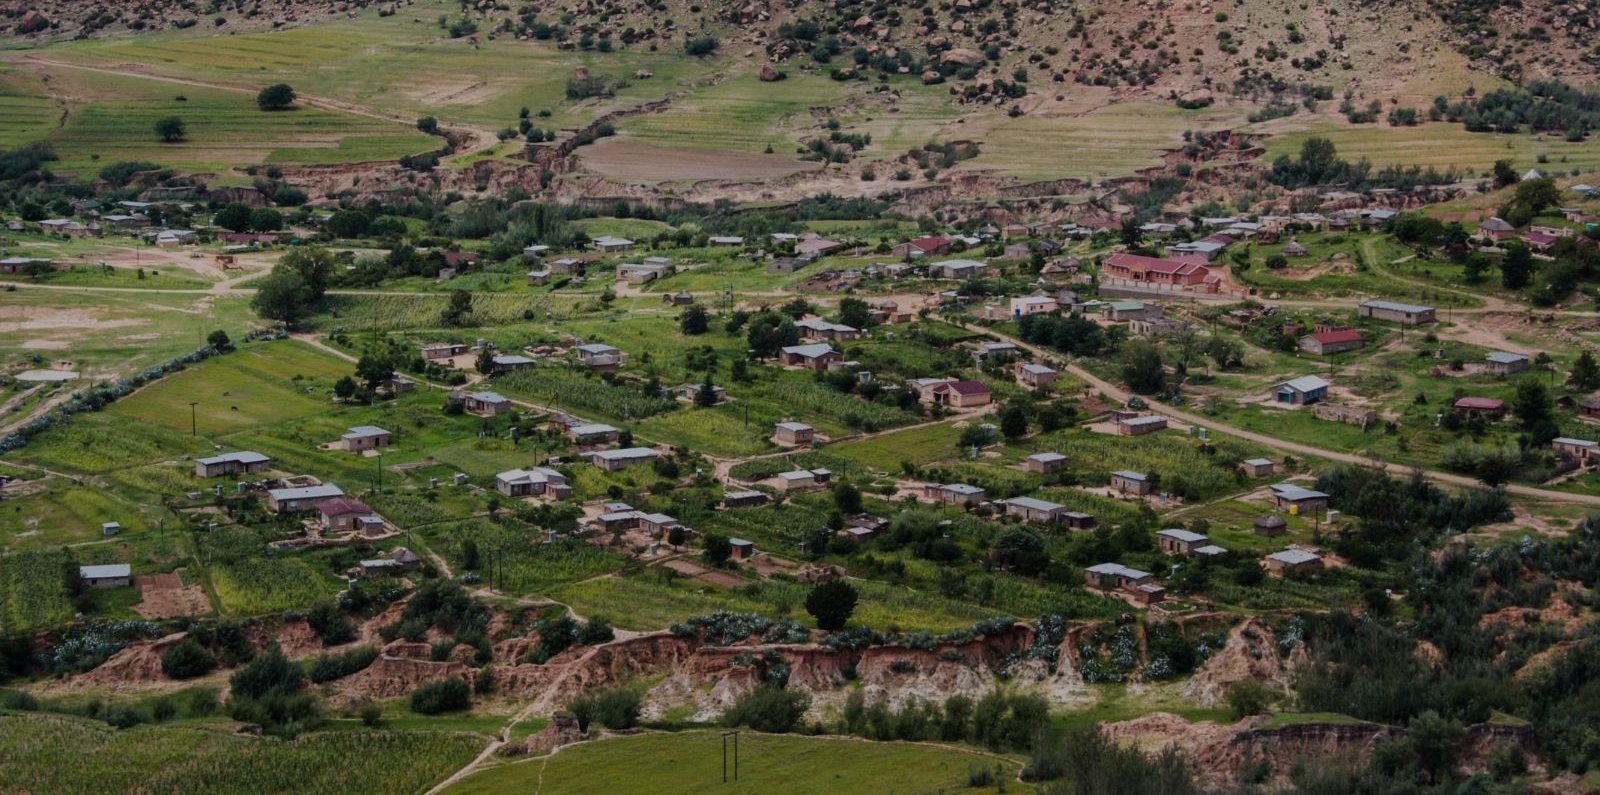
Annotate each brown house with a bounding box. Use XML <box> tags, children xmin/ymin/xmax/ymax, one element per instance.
<box><xmin>1116</xmin><ymin>415</ymin><xmax>1168</xmax><ymax>436</ymax></box>
<box><xmin>319</xmin><ymin>497</ymin><xmax>375</xmax><ymax>533</ymax></box>
<box><xmin>1022</xmin><ymin>452</ymin><xmax>1068</xmax><ymax>473</ymax></box>
<box><xmin>928</xmin><ymin>380</ymin><xmax>992</xmax><ymax>408</ymax></box>
<box><xmin>780</xmin><ymin>343</ymin><xmax>842</xmax><ymax>371</ymax></box>
<box><xmin>1253</xmin><ymin>515</ymin><xmax>1289</xmax><ymax>537</ymax></box>
<box><xmin>774</xmin><ymin>422</ymin><xmax>815</xmax><ymax>447</ymax></box>
<box><xmin>1241</xmin><ymin>458</ymin><xmax>1276</xmax><ymax>478</ymax></box>
<box><xmin>1110</xmin><ymin>470</ymin><xmax>1153</xmax><ymax>495</ymax></box>
<box><xmin>1264</xmin><ymin>548</ymin><xmax>1324</xmax><ymax>574</ymax></box>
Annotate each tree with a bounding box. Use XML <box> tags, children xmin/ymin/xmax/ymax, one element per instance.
<box><xmin>832</xmin><ymin>480</ymin><xmax>862</xmax><ymax>514</ymax></box>
<box><xmin>257</xmin><ymin>83</ymin><xmax>297</xmax><ymax>111</ymax></box>
<box><xmin>154</xmin><ymin>116</ymin><xmax>187</xmax><ymax>142</ymax></box>
<box><xmin>694</xmin><ymin>372</ymin><xmax>719</xmax><ymax>408</ymax></box>
<box><xmin>702</xmin><ymin>533</ymin><xmax>733</xmax><ymax>565</ymax></box>
<box><xmin>1225</xmin><ymin>680</ymin><xmax>1273</xmax><ymax>720</ymax></box>
<box><xmin>277</xmin><ymin>247</ymin><xmax>334</xmax><ymax>302</ymax></box>
<box><xmin>326</xmin><ymin>209</ymin><xmax>370</xmax><ymax>239</ymax></box>
<box><xmin>1121</xmin><ymin>341</ymin><xmax>1167</xmax><ymax>395</ymax></box>
<box><xmin>206</xmin><ymin>329</ymin><xmax>232</xmax><ymax>350</ymax></box>
<box><xmin>441</xmin><ymin>289</ymin><xmax>473</xmax><ymax>326</ymax></box>
<box><xmin>1408</xmin><ymin>710</ymin><xmax>1465</xmax><ymax>784</ymax></box>
<box><xmin>416</xmin><ymin>116</ymin><xmax>440</xmax><ymax>135</ymax></box>
<box><xmin>1512</xmin><ymin>374</ymin><xmax>1559</xmax><ymax>446</ymax></box>
<box><xmin>1491</xmin><ymin>158</ymin><xmax>1518</xmax><ymax>188</ymax></box>
<box><xmin>214</xmin><ymin>202</ymin><xmax>254</xmax><ymax>233</ymax></box>
<box><xmin>355</xmin><ymin>354</ymin><xmax>395</xmax><ymax>390</ymax></box>
<box><xmin>1500</xmin><ymin>243</ymin><xmax>1534</xmax><ymax>290</ymax></box>
<box><xmin>1570</xmin><ymin>350</ymin><xmax>1600</xmax><ymax>390</ymax></box>
<box><xmin>804</xmin><ymin>578</ymin><xmax>859</xmax><ymax>630</ymax></box>
<box><xmin>1119</xmin><ymin>217</ymin><xmax>1142</xmax><ymax>248</ymax></box>
<box><xmin>684</xmin><ymin>35</ymin><xmax>719</xmax><ymax>56</ymax></box>
<box><xmin>722</xmin><ymin>685</ymin><xmax>809</xmax><ymax>733</ymax></box>
<box><xmin>249</xmin><ymin>208</ymin><xmax>283</xmax><ymax>232</ymax></box>
<box><xmin>333</xmin><ymin>376</ymin><xmax>358</xmax><ymax>400</ymax></box>
<box><xmin>999</xmin><ymin>404</ymin><xmax>1029</xmax><ymax>440</ymax></box>
<box><xmin>409</xmin><ymin>678</ymin><xmax>470</xmax><ymax>714</ymax></box>
<box><xmin>679</xmin><ymin>304</ymin><xmax>709</xmax><ymax>335</ymax></box>
<box><xmin>249</xmin><ymin>272</ymin><xmax>310</xmax><ymax>326</ymax></box>
<box><xmin>1510</xmin><ymin>177</ymin><xmax>1562</xmax><ymax>216</ymax></box>
<box><xmin>667</xmin><ymin>525</ymin><xmax>686</xmax><ymax>549</ymax></box>
<box><xmin>475</xmin><ymin>346</ymin><xmax>496</xmax><ymax>375</ymax></box>
<box><xmin>229</xmin><ymin>644</ymin><xmax>303</xmax><ymax>700</ymax></box>
<box><xmin>1299</xmin><ymin>136</ymin><xmax>1339</xmax><ymax>184</ymax></box>
<box><xmin>1462</xmin><ymin>253</ymin><xmax>1491</xmax><ymax>283</ymax></box>
<box><xmin>837</xmin><ymin>297</ymin><xmax>870</xmax><ymax>329</ymax></box>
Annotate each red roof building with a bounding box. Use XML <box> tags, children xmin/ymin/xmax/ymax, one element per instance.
<box><xmin>1454</xmin><ymin>397</ymin><xmax>1506</xmax><ymax>414</ymax></box>
<box><xmin>1299</xmin><ymin>329</ymin><xmax>1365</xmax><ymax>355</ymax></box>
<box><xmin>1101</xmin><ymin>253</ymin><xmax>1213</xmax><ymax>286</ymax></box>
<box><xmin>929</xmin><ymin>380</ymin><xmax>992</xmax><ymax>408</ymax></box>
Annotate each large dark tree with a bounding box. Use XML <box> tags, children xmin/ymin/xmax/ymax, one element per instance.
<box><xmin>804</xmin><ymin>578</ymin><xmax>859</xmax><ymax>631</ymax></box>
<box><xmin>249</xmin><ymin>271</ymin><xmax>310</xmax><ymax>327</ymax></box>
<box><xmin>679</xmin><ymin>304</ymin><xmax>709</xmax><ymax>335</ymax></box>
<box><xmin>154</xmin><ymin>116</ymin><xmax>187</xmax><ymax>142</ymax></box>
<box><xmin>257</xmin><ymin>83</ymin><xmax>297</xmax><ymax>111</ymax></box>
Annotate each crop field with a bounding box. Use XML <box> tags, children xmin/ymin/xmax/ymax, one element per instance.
<box><xmin>829</xmin><ymin>422</ymin><xmax>965</xmax><ymax>471</ymax></box>
<box><xmin>0</xmin><ymin>94</ymin><xmax>60</xmax><ymax>149</ymax></box>
<box><xmin>208</xmin><ymin>557</ymin><xmax>338</xmax><ymax>615</ymax></box>
<box><xmin>15</xmin><ymin>63</ymin><xmax>435</xmax><ymax>175</ymax></box>
<box><xmin>1260</xmin><ymin>120</ymin><xmax>1600</xmax><ymax>176</ymax></box>
<box><xmin>311</xmin><ymin>292</ymin><xmax>589</xmax><ymax>332</ymax></box>
<box><xmin>962</xmin><ymin>98</ymin><xmax>1243</xmax><ymax>182</ymax></box>
<box><xmin>445</xmin><ymin>731</ymin><xmax>1023</xmax><ymax>795</ymax></box>
<box><xmin>0</xmin><ymin>549</ymin><xmax>74</xmax><ymax>633</ymax></box>
<box><xmin>432</xmin><ymin>521</ymin><xmax>625</xmax><ymax>593</ymax></box>
<box><xmin>639</xmin><ymin>407</ymin><xmax>778</xmax><ymax>458</ymax></box>
<box><xmin>497</xmin><ymin>368</ymin><xmax>679</xmax><ymax>422</ymax></box>
<box><xmin>0</xmin><ymin>713</ymin><xmax>487</xmax><ymax>795</ymax></box>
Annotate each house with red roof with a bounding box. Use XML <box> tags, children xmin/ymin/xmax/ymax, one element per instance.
<box><xmin>1101</xmin><ymin>252</ymin><xmax>1213</xmax><ymax>287</ymax></box>
<box><xmin>319</xmin><ymin>497</ymin><xmax>375</xmax><ymax>533</ymax></box>
<box><xmin>1453</xmin><ymin>396</ymin><xmax>1506</xmax><ymax>419</ymax></box>
<box><xmin>1298</xmin><ymin>329</ymin><xmax>1365</xmax><ymax>355</ymax></box>
<box><xmin>1521</xmin><ymin>230</ymin><xmax>1558</xmax><ymax>252</ymax></box>
<box><xmin>891</xmin><ymin>235</ymin><xmax>951</xmax><ymax>259</ymax></box>
<box><xmin>910</xmin><ymin>377</ymin><xmax>992</xmax><ymax>408</ymax></box>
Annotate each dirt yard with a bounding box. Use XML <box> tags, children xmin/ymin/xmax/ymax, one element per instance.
<box><xmin>132</xmin><ymin>572</ymin><xmax>212</xmax><ymax>619</ymax></box>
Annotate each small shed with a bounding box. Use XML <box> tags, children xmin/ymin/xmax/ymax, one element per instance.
<box><xmin>1253</xmin><ymin>515</ymin><xmax>1289</xmax><ymax>537</ymax></box>
<box><xmin>730</xmin><ymin>538</ymin><xmax>756</xmax><ymax>560</ymax></box>
<box><xmin>79</xmin><ymin>563</ymin><xmax>132</xmax><ymax>589</ymax></box>
<box><xmin>1242</xmin><ymin>458</ymin><xmax>1276</xmax><ymax>478</ymax></box>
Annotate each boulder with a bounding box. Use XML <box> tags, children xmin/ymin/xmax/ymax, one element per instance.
<box><xmin>574</xmin><ymin>66</ymin><xmax>590</xmax><ymax>80</ymax></box>
<box><xmin>922</xmin><ymin>70</ymin><xmax>943</xmax><ymax>84</ymax></box>
<box><xmin>760</xmin><ymin>64</ymin><xmax>781</xmax><ymax>81</ymax></box>
<box><xmin>940</xmin><ymin>47</ymin><xmax>985</xmax><ymax>66</ymax></box>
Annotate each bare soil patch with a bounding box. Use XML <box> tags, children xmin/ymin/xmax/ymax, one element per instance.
<box><xmin>132</xmin><ymin>572</ymin><xmax>212</xmax><ymax>619</ymax></box>
<box><xmin>578</xmin><ymin>139</ymin><xmax>816</xmax><ymax>182</ymax></box>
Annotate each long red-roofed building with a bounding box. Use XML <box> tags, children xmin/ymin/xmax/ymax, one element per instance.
<box><xmin>1101</xmin><ymin>252</ymin><xmax>1213</xmax><ymax>287</ymax></box>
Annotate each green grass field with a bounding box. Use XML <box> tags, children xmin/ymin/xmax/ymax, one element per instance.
<box><xmin>963</xmin><ymin>99</ymin><xmax>1243</xmax><ymax>182</ymax></box>
<box><xmin>444</xmin><ymin>731</ymin><xmax>1026</xmax><ymax>795</ymax></box>
<box><xmin>0</xmin><ymin>290</ymin><xmax>255</xmax><ymax>377</ymax></box>
<box><xmin>0</xmin><ymin>713</ymin><xmax>487</xmax><ymax>795</ymax></box>
<box><xmin>1260</xmin><ymin>119</ymin><xmax>1600</xmax><ymax>176</ymax></box>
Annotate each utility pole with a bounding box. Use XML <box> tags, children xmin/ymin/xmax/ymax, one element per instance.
<box><xmin>722</xmin><ymin>730</ymin><xmax>740</xmax><ymax>782</ymax></box>
<box><xmin>375</xmin><ymin>453</ymin><xmax>384</xmax><ymax>493</ymax></box>
<box><xmin>189</xmin><ymin>401</ymin><xmax>198</xmax><ymax>437</ymax></box>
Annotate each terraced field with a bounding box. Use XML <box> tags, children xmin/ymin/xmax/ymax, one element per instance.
<box><xmin>1259</xmin><ymin>118</ymin><xmax>1600</xmax><ymax>175</ymax></box>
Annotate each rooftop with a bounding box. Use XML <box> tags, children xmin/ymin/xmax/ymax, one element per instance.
<box><xmin>1267</xmin><ymin>548</ymin><xmax>1322</xmax><ymax>565</ymax></box>
<box><xmin>1157</xmin><ymin>528</ymin><xmax>1209</xmax><ymax>543</ymax></box>
<box><xmin>1361</xmin><ymin>299</ymin><xmax>1435</xmax><ymax>314</ymax></box>
<box><xmin>79</xmin><ymin>564</ymin><xmax>131</xmax><ymax>579</ymax></box>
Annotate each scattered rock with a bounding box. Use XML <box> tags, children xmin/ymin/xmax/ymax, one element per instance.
<box><xmin>760</xmin><ymin>64</ymin><xmax>781</xmax><ymax>81</ymax></box>
<box><xmin>940</xmin><ymin>47</ymin><xmax>985</xmax><ymax>66</ymax></box>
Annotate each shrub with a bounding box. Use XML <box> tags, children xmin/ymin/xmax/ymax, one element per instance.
<box><xmin>1226</xmin><ymin>679</ymin><xmax>1274</xmax><ymax>720</ymax></box>
<box><xmin>410</xmin><ymin>677</ymin><xmax>472</xmax><ymax>714</ymax></box>
<box><xmin>721</xmin><ymin>684</ymin><xmax>810</xmax><ymax>733</ymax></box>
<box><xmin>161</xmin><ymin>638</ymin><xmax>218</xmax><ymax>680</ymax></box>
<box><xmin>307</xmin><ymin>602</ymin><xmax>357</xmax><ymax>646</ymax></box>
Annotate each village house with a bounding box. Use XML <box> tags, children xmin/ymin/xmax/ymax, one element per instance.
<box><xmin>318</xmin><ymin>497</ymin><xmax>376</xmax><ymax>533</ymax></box>
<box><xmin>730</xmin><ymin>538</ymin><xmax>757</xmax><ymax>560</ymax></box>
<box><xmin>1101</xmin><ymin>252</ymin><xmax>1214</xmax><ymax>286</ymax></box>
<box><xmin>664</xmin><ymin>290</ymin><xmax>694</xmax><ymax>306</ymax></box>
<box><xmin>1116</xmin><ymin>414</ymin><xmax>1169</xmax><ymax>437</ymax></box>
<box><xmin>1062</xmin><ymin>512</ymin><xmax>1096</xmax><ymax>530</ymax></box>
<box><xmin>421</xmin><ymin>342</ymin><xmax>469</xmax><ymax>360</ymax></box>
<box><xmin>773</xmin><ymin>421</ymin><xmax>815</xmax><ymax>447</ymax></box>
<box><xmin>926</xmin><ymin>379</ymin><xmax>993</xmax><ymax>408</ymax></box>
<box><xmin>1128</xmin><ymin>316</ymin><xmax>1190</xmax><ymax>338</ymax></box>
<box><xmin>722</xmin><ymin>490</ymin><xmax>770</xmax><ymax>508</ymax></box>
<box><xmin>1477</xmin><ymin>217</ymin><xmax>1517</xmax><ymax>242</ymax></box>
<box><xmin>574</xmin><ymin>343</ymin><xmax>625</xmax><ymax>372</ymax></box>
<box><xmin>1009</xmin><ymin>294</ymin><xmax>1059</xmax><ymax>316</ymax></box>
<box><xmin>891</xmin><ymin>235</ymin><xmax>951</xmax><ymax>259</ymax></box>
<box><xmin>1300</xmin><ymin>329</ymin><xmax>1365</xmax><ymax>356</ymax></box>
<box><xmin>873</xmin><ymin>300</ymin><xmax>914</xmax><ymax>324</ymax></box>
<box><xmin>568</xmin><ymin>422</ymin><xmax>620</xmax><ymax>445</ymax></box>
<box><xmin>1001</xmin><ymin>496</ymin><xmax>1071</xmax><ymax>524</ymax></box>
<box><xmin>1272</xmin><ymin>375</ymin><xmax>1330</xmax><ymax>406</ymax></box>
<box><xmin>341</xmin><ymin>426</ymin><xmax>391</xmax><ymax>453</ymax></box>
<box><xmin>1282</xmin><ymin>240</ymin><xmax>1309</xmax><ymax>257</ymax></box>
<box><xmin>586</xmin><ymin>447</ymin><xmax>659</xmax><ymax>471</ymax></box>
<box><xmin>1264</xmin><ymin>548</ymin><xmax>1324</xmax><ymax>575</ymax></box>
<box><xmin>1485</xmin><ymin>352</ymin><xmax>1530</xmax><ymax>377</ymax></box>
<box><xmin>1164</xmin><ymin>239</ymin><xmax>1227</xmax><ymax>261</ymax></box>
<box><xmin>1359</xmin><ymin>300</ymin><xmax>1436</xmax><ymax>325</ymax></box>
<box><xmin>1522</xmin><ymin>230</ymin><xmax>1558</xmax><ymax>251</ymax></box>
<box><xmin>592</xmin><ymin>236</ymin><xmax>635</xmax><ymax>253</ymax></box>
<box><xmin>79</xmin><ymin>564</ymin><xmax>132</xmax><ymax>590</ymax></box>
<box><xmin>1454</xmin><ymin>396</ymin><xmax>1506</xmax><ymax>419</ymax></box>
<box><xmin>1156</xmin><ymin>528</ymin><xmax>1214</xmax><ymax>557</ymax></box>
<box><xmin>522</xmin><ymin>244</ymin><xmax>550</xmax><ymax>258</ymax></box>
<box><xmin>975</xmin><ymin>341</ymin><xmax>1020</xmax><ymax>362</ymax></box>
<box><xmin>1242</xmin><ymin>458</ymin><xmax>1276</xmax><ymax>478</ymax></box>
<box><xmin>617</xmin><ymin>262</ymin><xmax>669</xmax><ymax>284</ymax></box>
<box><xmin>1022</xmin><ymin>452</ymin><xmax>1068</xmax><ymax>473</ymax></box>
<box><xmin>1580</xmin><ymin>398</ymin><xmax>1600</xmax><ymax>422</ymax></box>
<box><xmin>1084</xmin><ymin>563</ymin><xmax>1166</xmax><ymax>605</ymax></box>
<box><xmin>1104</xmin><ymin>300</ymin><xmax>1157</xmax><ymax>322</ymax></box>
<box><xmin>928</xmin><ymin>259</ymin><xmax>988</xmax><ymax>279</ymax></box>
<box><xmin>461</xmin><ymin>391</ymin><xmax>512</xmax><ymax>417</ymax></box>
<box><xmin>527</xmin><ymin>270</ymin><xmax>550</xmax><ymax>286</ymax></box>
<box><xmin>194</xmin><ymin>450</ymin><xmax>271</xmax><ymax>478</ymax></box>
<box><xmin>549</xmin><ymin>257</ymin><xmax>583</xmax><ymax>275</ymax></box>
<box><xmin>1269</xmin><ymin>483</ymin><xmax>1330</xmax><ymax>516</ymax></box>
<box><xmin>496</xmin><ymin>467</ymin><xmax>570</xmax><ymax>498</ymax></box>
<box><xmin>1552</xmin><ymin>436</ymin><xmax>1599</xmax><ymax>462</ymax></box>
<box><xmin>780</xmin><ymin>343</ymin><xmax>843</xmax><ymax>371</ymax></box>
<box><xmin>767</xmin><ymin>257</ymin><xmax>806</xmax><ymax>274</ymax></box>
<box><xmin>777</xmin><ymin>469</ymin><xmax>832</xmax><ymax>492</ymax></box>
<box><xmin>1253</xmin><ymin>515</ymin><xmax>1289</xmax><ymax>537</ymax></box>
<box><xmin>795</xmin><ymin>318</ymin><xmax>863</xmax><ymax>341</ymax></box>
<box><xmin>925</xmin><ymin>483</ymin><xmax>986</xmax><ymax>506</ymax></box>
<box><xmin>796</xmin><ymin>238</ymin><xmax>845</xmax><ymax>258</ymax></box>
<box><xmin>1110</xmin><ymin>470</ymin><xmax>1153</xmax><ymax>495</ymax></box>
<box><xmin>1017</xmin><ymin>362</ymin><xmax>1058</xmax><ymax>389</ymax></box>
<box><xmin>709</xmin><ymin>236</ymin><xmax>744</xmax><ymax>247</ymax></box>
<box><xmin>267</xmin><ymin>483</ymin><xmax>346</xmax><ymax>513</ymax></box>
<box><xmin>491</xmin><ymin>354</ymin><xmax>536</xmax><ymax>373</ymax></box>
<box><xmin>844</xmin><ymin>515</ymin><xmax>889</xmax><ymax>541</ymax></box>
<box><xmin>674</xmin><ymin>382</ymin><xmax>726</xmax><ymax>403</ymax></box>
